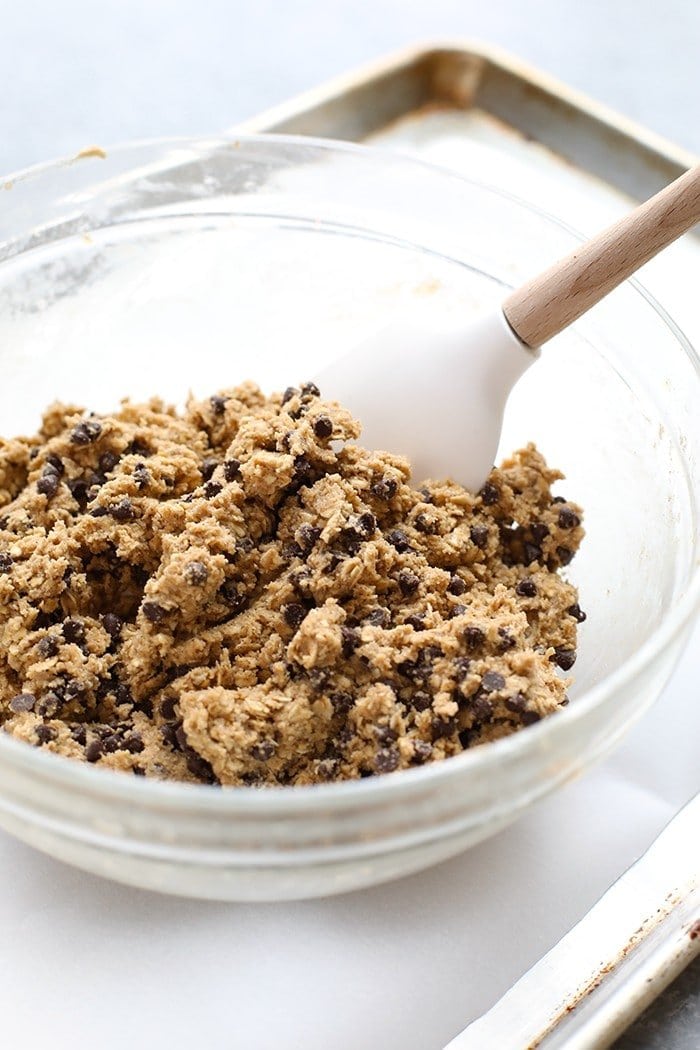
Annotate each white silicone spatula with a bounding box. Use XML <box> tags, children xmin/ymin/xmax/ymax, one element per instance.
<box><xmin>317</xmin><ymin>163</ymin><xmax>700</xmax><ymax>491</ymax></box>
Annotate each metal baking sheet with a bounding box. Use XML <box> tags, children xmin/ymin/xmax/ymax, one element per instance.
<box><xmin>240</xmin><ymin>41</ymin><xmax>697</xmax><ymax>202</ymax></box>
<box><xmin>240</xmin><ymin>39</ymin><xmax>700</xmax><ymax>365</ymax></box>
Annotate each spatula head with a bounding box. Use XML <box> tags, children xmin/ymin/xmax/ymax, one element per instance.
<box><xmin>315</xmin><ymin>309</ymin><xmax>534</xmax><ymax>492</ymax></box>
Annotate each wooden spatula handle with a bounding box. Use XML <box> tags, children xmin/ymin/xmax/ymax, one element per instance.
<box><xmin>503</xmin><ymin>163</ymin><xmax>700</xmax><ymax>349</ymax></box>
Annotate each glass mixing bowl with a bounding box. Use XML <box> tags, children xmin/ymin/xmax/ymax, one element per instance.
<box><xmin>0</xmin><ymin>136</ymin><xmax>698</xmax><ymax>901</ymax></box>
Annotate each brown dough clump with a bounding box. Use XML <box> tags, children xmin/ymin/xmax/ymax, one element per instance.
<box><xmin>0</xmin><ymin>382</ymin><xmax>585</xmax><ymax>785</ymax></box>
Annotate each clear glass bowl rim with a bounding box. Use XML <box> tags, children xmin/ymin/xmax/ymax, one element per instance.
<box><xmin>0</xmin><ymin>131</ymin><xmax>698</xmax><ymax>814</ymax></box>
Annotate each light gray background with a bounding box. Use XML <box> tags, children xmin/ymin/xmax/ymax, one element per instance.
<box><xmin>2</xmin><ymin>0</ymin><xmax>700</xmax><ymax>175</ymax></box>
<box><xmin>0</xmin><ymin>2</ymin><xmax>698</xmax><ymax>1048</ymax></box>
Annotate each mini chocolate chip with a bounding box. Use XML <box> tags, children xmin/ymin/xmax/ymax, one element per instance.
<box><xmin>85</xmin><ymin>739</ymin><xmax>103</xmax><ymax>762</ymax></box>
<box><xmin>111</xmin><ymin>497</ymin><xmax>136</xmax><ymax>522</ymax></box>
<box><xmin>282</xmin><ymin>386</ymin><xmax>298</xmax><ymax>404</ymax></box>
<box><xmin>184</xmin><ymin>561</ymin><xmax>208</xmax><ymax>585</ymax></box>
<box><xmin>99</xmin><ymin>450</ymin><xmax>119</xmax><ymax>473</ymax></box>
<box><xmin>37</xmin><ymin>635</ymin><xmax>59</xmax><ymax>658</ymax></box>
<box><xmin>464</xmin><ymin>626</ymin><xmax>485</xmax><ymax>650</ymax></box>
<box><xmin>507</xmin><ymin>693</ymin><xmax>539</xmax><ymax>721</ymax></box>
<box><xmin>531</xmin><ymin>522</ymin><xmax>549</xmax><ymax>543</ymax></box>
<box><xmin>67</xmin><ymin>479</ymin><xmax>88</xmax><ymax>507</ymax></box>
<box><xmin>410</xmin><ymin>690</ymin><xmax>432</xmax><ymax>712</ymax></box>
<box><xmin>283</xmin><ymin>603</ymin><xmax>307</xmax><ymax>630</ymax></box>
<box><xmin>481</xmin><ymin>671</ymin><xmax>506</xmax><ymax>692</ymax></box>
<box><xmin>101</xmin><ymin>613</ymin><xmax>122</xmax><ymax>640</ymax></box>
<box><xmin>313</xmin><ymin>415</ymin><xmax>333</xmax><ymax>439</ymax></box>
<box><xmin>568</xmin><ymin>602</ymin><xmax>587</xmax><ymax>623</ymax></box>
<box><xmin>199</xmin><ymin>457</ymin><xmax>218</xmax><ymax>482</ymax></box>
<box><xmin>431</xmin><ymin>715</ymin><xmax>457</xmax><ymax>740</ymax></box>
<box><xmin>412</xmin><ymin>739</ymin><xmax>433</xmax><ymax>763</ymax></box>
<box><xmin>134</xmin><ymin>462</ymin><xmax>151</xmax><ymax>489</ymax></box>
<box><xmin>516</xmin><ymin>578</ymin><xmax>537</xmax><ymax>597</ymax></box>
<box><xmin>236</xmin><ymin>537</ymin><xmax>255</xmax><ymax>555</ymax></box>
<box><xmin>365</xmin><ymin>607</ymin><xmax>390</xmax><ymax>628</ymax></box>
<box><xmin>470</xmin><ymin>694</ymin><xmax>493</xmax><ymax>721</ymax></box>
<box><xmin>470</xmin><ymin>524</ymin><xmax>489</xmax><ymax>549</ymax></box>
<box><xmin>36</xmin><ymin>691</ymin><xmax>60</xmax><ymax>717</ymax></box>
<box><xmin>521</xmin><ymin>708</ymin><xmax>542</xmax><ymax>726</ymax></box>
<box><xmin>449</xmin><ymin>604</ymin><xmax>467</xmax><ymax>619</ymax></box>
<box><xmin>0</xmin><ymin>553</ymin><xmax>13</xmax><ymax>573</ymax></box>
<box><xmin>160</xmin><ymin>723</ymin><xmax>180</xmax><ymax>750</ymax></box>
<box><xmin>292</xmin><ymin>455</ymin><xmax>314</xmax><ymax>487</ymax></box>
<box><xmin>290</xmin><ymin>568</ymin><xmax>312</xmax><ymax>596</ymax></box>
<box><xmin>552</xmin><ymin>495</ymin><xmax>566</xmax><ymax>504</ymax></box>
<box><xmin>387</xmin><ymin>529</ymin><xmax>410</xmax><ymax>552</ymax></box>
<box><xmin>10</xmin><ymin>692</ymin><xmax>36</xmax><ymax>713</ymax></box>
<box><xmin>210</xmin><ymin>395</ymin><xmax>227</xmax><ymax>415</ymax></box>
<box><xmin>414</xmin><ymin>511</ymin><xmax>438</xmax><ymax>534</ymax></box>
<box><xmin>64</xmin><ymin>679</ymin><xmax>85</xmax><ymax>698</ymax></box>
<box><xmin>36</xmin><ymin>724</ymin><xmax>57</xmax><ymax>743</ymax></box>
<box><xmin>122</xmin><ymin>733</ymin><xmax>145</xmax><ymax>754</ymax></box>
<box><xmin>375</xmin><ymin>747</ymin><xmax>399</xmax><ymax>773</ymax></box>
<box><xmin>556</xmin><ymin>546</ymin><xmax>574</xmax><ymax>566</ymax></box>
<box><xmin>453</xmin><ymin>657</ymin><xmax>471</xmax><ymax>682</ymax></box>
<box><xmin>115</xmin><ymin>683</ymin><xmax>134</xmax><ymax>706</ymax></box>
<box><xmin>405</xmin><ymin>614</ymin><xmax>426</xmax><ymax>631</ymax></box>
<box><xmin>558</xmin><ymin>507</ymin><xmax>580</xmax><ymax>529</ymax></box>
<box><xmin>297</xmin><ymin>524</ymin><xmax>322</xmax><ymax>552</ymax></box>
<box><xmin>355</xmin><ymin>512</ymin><xmax>376</xmax><ymax>537</ymax></box>
<box><xmin>102</xmin><ymin>734</ymin><xmax>121</xmax><ymax>754</ymax></box>
<box><xmin>523</xmin><ymin>542</ymin><xmax>542</xmax><ymax>565</ymax></box>
<box><xmin>282</xmin><ymin>542</ymin><xmax>304</xmax><ymax>564</ymax></box>
<box><xmin>70</xmin><ymin>419</ymin><xmax>102</xmax><ymax>445</ymax></box>
<box><xmin>205</xmin><ymin>481</ymin><xmax>223</xmax><ymax>498</ymax></box>
<box><xmin>479</xmin><ymin>482</ymin><xmax>499</xmax><ymax>505</ymax></box>
<box><xmin>71</xmin><ymin>725</ymin><xmax>87</xmax><ymax>745</ymax></box>
<box><xmin>397</xmin><ymin>569</ymin><xmax>419</xmax><ymax>596</ymax></box>
<box><xmin>42</xmin><ymin>462</ymin><xmax>60</xmax><ymax>478</ymax></box>
<box><xmin>330</xmin><ymin>691</ymin><xmax>353</xmax><ymax>714</ymax></box>
<box><xmin>45</xmin><ymin>453</ymin><xmax>65</xmax><ymax>475</ymax></box>
<box><xmin>90</xmin><ymin>505</ymin><xmax>109</xmax><ymax>517</ymax></box>
<box><xmin>223</xmin><ymin>458</ymin><xmax>242</xmax><ymax>482</ymax></box>
<box><xmin>341</xmin><ymin>626</ymin><xmax>360</xmax><ymax>658</ymax></box>
<box><xmin>252</xmin><ymin>739</ymin><xmax>276</xmax><ymax>761</ymax></box>
<box><xmin>160</xmin><ymin>696</ymin><xmax>178</xmax><ymax>720</ymax></box>
<box><xmin>37</xmin><ymin>473</ymin><xmax>59</xmax><ymax>497</ymax></box>
<box><xmin>505</xmin><ymin>693</ymin><xmax>527</xmax><ymax>713</ymax></box>
<box><xmin>142</xmin><ymin>601</ymin><xmax>166</xmax><ymax>623</ymax></box>
<box><xmin>300</xmin><ymin>381</ymin><xmax>320</xmax><ymax>398</ymax></box>
<box><xmin>220</xmin><ymin>581</ymin><xmax>247</xmax><ymax>613</ymax></box>
<box><xmin>62</xmin><ymin>618</ymin><xmax>85</xmax><ymax>644</ymax></box>
<box><xmin>552</xmin><ymin>647</ymin><xmax>577</xmax><ymax>670</ymax></box>
<box><xmin>371</xmin><ymin>476</ymin><xmax>398</xmax><ymax>501</ymax></box>
<box><xmin>132</xmin><ymin>765</ymin><xmax>146</xmax><ymax>776</ymax></box>
<box><xmin>447</xmin><ymin>575</ymin><xmax>466</xmax><ymax>596</ymax></box>
<box><xmin>498</xmin><ymin>627</ymin><xmax>516</xmax><ymax>650</ymax></box>
<box><xmin>307</xmin><ymin>667</ymin><xmax>331</xmax><ymax>692</ymax></box>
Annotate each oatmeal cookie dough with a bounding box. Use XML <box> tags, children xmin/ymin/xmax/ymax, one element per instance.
<box><xmin>0</xmin><ymin>382</ymin><xmax>584</xmax><ymax>785</ymax></box>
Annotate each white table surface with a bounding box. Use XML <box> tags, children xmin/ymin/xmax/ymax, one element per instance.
<box><xmin>1</xmin><ymin>3</ymin><xmax>699</xmax><ymax>1048</ymax></box>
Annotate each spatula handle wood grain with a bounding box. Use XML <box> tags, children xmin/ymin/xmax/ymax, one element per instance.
<box><xmin>503</xmin><ymin>163</ymin><xmax>700</xmax><ymax>349</ymax></box>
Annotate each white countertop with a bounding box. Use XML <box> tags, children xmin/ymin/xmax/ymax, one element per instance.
<box><xmin>1</xmin><ymin>3</ymin><xmax>699</xmax><ymax>1048</ymax></box>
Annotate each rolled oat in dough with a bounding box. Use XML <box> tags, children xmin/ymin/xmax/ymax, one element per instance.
<box><xmin>0</xmin><ymin>382</ymin><xmax>584</xmax><ymax>785</ymax></box>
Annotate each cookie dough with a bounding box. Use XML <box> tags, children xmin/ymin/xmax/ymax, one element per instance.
<box><xmin>0</xmin><ymin>382</ymin><xmax>585</xmax><ymax>785</ymax></box>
